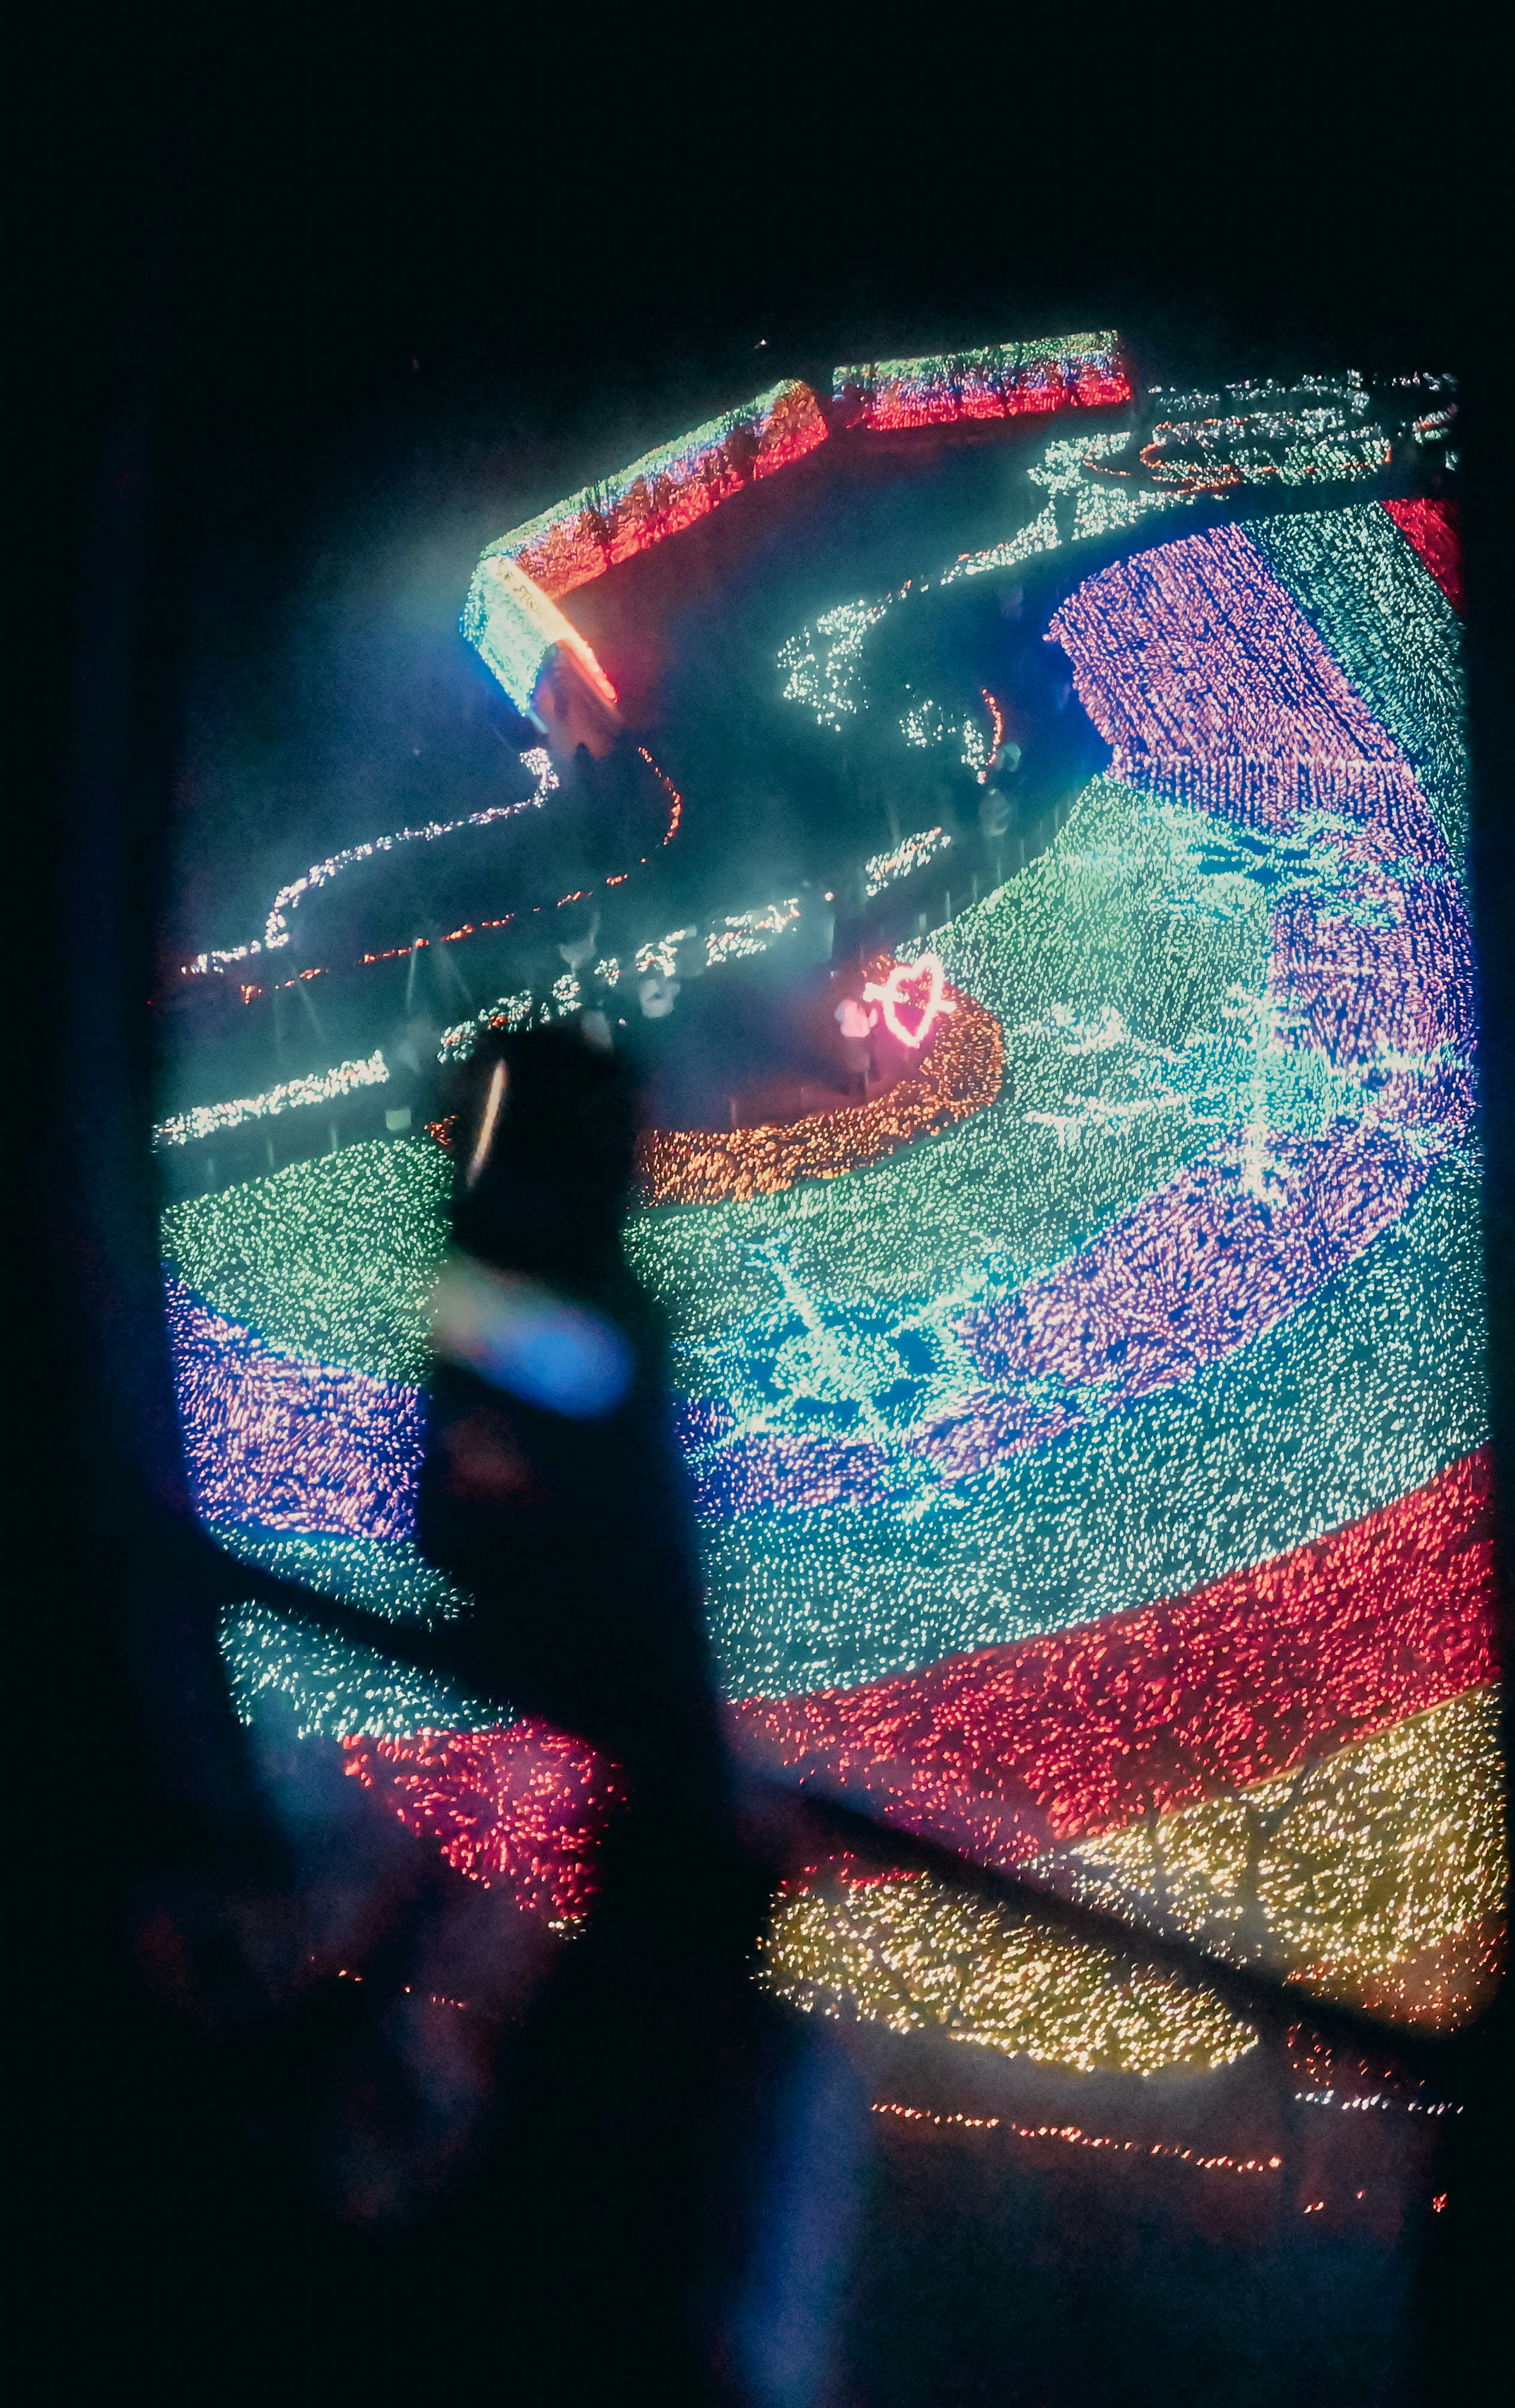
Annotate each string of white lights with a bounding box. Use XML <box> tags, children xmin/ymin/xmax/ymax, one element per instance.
<box><xmin>153</xmin><ymin>1050</ymin><xmax>390</xmax><ymax>1149</ymax></box>
<box><xmin>180</xmin><ymin>750</ymin><xmax>560</xmax><ymax>980</ymax></box>
<box><xmin>864</xmin><ymin>827</ymin><xmax>952</xmax><ymax>898</ymax></box>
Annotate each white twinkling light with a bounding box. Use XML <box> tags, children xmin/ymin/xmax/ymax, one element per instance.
<box><xmin>153</xmin><ymin>1051</ymin><xmax>389</xmax><ymax>1149</ymax></box>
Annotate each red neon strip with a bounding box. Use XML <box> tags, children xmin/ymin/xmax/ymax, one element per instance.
<box><xmin>859</xmin><ymin>360</ymin><xmax>1129</xmax><ymax>433</ymax></box>
<box><xmin>1383</xmin><ymin>498</ymin><xmax>1464</xmax><ymax>614</ymax></box>
<box><xmin>514</xmin><ymin>385</ymin><xmax>828</xmax><ymax>601</ymax></box>
<box><xmin>732</xmin><ymin>1451</ymin><xmax>1497</xmax><ymax>1861</ymax></box>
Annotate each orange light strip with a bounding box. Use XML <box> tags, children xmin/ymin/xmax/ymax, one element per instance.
<box><xmin>634</xmin><ymin>965</ymin><xmax>1001</xmax><ymax>1208</ymax></box>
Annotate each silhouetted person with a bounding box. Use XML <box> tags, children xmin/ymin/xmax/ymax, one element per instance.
<box><xmin>417</xmin><ymin>1019</ymin><xmax>730</xmax><ymax>1817</ymax></box>
<box><xmin>415</xmin><ymin>1022</ymin><xmax>799</xmax><ymax>2395</ymax></box>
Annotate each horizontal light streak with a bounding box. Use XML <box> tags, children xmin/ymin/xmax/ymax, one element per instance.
<box><xmin>153</xmin><ymin>1050</ymin><xmax>389</xmax><ymax>1149</ymax></box>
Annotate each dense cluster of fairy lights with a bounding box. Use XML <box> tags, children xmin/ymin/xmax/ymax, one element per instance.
<box><xmin>762</xmin><ymin>1703</ymin><xmax>1501</xmax><ymax>2055</ymax></box>
<box><xmin>153</xmin><ymin>1050</ymin><xmax>389</xmax><ymax>1149</ymax></box>
<box><xmin>632</xmin><ymin>522</ymin><xmax>1475</xmax><ymax>1674</ymax></box>
<box><xmin>1382</xmin><ymin>498</ymin><xmax>1463</xmax><ymax>614</ymax></box>
<box><xmin>1247</xmin><ymin>504</ymin><xmax>1469</xmax><ymax>867</ymax></box>
<box><xmin>166</xmin><ymin>1272</ymin><xmax>424</xmax><ymax>1543</ymax></box>
<box><xmin>342</xmin><ymin>1723</ymin><xmax>620</xmax><ymax>1925</ymax></box>
<box><xmin>636</xmin><ymin>971</ymin><xmax>1001</xmax><ymax>1209</ymax></box>
<box><xmin>732</xmin><ymin>1450</ymin><xmax>1495</xmax><ymax>1860</ymax></box>
<box><xmin>1136</xmin><ymin>378</ymin><xmax>1389</xmax><ymax>494</ymax></box>
<box><xmin>164</xmin><ymin>360</ymin><xmax>1491</xmax><ymax>2053</ymax></box>
<box><xmin>461</xmin><ymin>552</ymin><xmax>620</xmax><ymax>718</ymax></box>
<box><xmin>221</xmin><ymin>1585</ymin><xmax>485</xmax><ymax>1742</ymax></box>
<box><xmin>477</xmin><ymin>380</ymin><xmax>829</xmax><ymax>604</ymax></box>
<box><xmin>759</xmin><ymin>1862</ymin><xmax>1253</xmax><ymax>2073</ymax></box>
<box><xmin>832</xmin><ymin>332</ymin><xmax>1128</xmax><ymax>431</ymax></box>
<box><xmin>864</xmin><ymin>828</ymin><xmax>951</xmax><ymax>897</ymax></box>
<box><xmin>161</xmin><ymin>1137</ymin><xmax>451</xmax><ymax>1387</ymax></box>
<box><xmin>871</xmin><ymin>2104</ymin><xmax>1282</xmax><ymax>2178</ymax></box>
<box><xmin>1065</xmin><ymin>1686</ymin><xmax>1505</xmax><ymax>2014</ymax></box>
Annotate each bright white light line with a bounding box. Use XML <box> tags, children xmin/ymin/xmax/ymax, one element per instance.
<box><xmin>153</xmin><ymin>1051</ymin><xmax>389</xmax><ymax>1149</ymax></box>
<box><xmin>466</xmin><ymin>1060</ymin><xmax>508</xmax><ymax>1189</ymax></box>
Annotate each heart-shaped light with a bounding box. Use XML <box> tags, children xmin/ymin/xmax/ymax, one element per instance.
<box><xmin>862</xmin><ymin>951</ymin><xmax>957</xmax><ymax>1050</ymax></box>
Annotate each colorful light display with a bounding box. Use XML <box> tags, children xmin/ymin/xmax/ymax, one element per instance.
<box><xmin>461</xmin><ymin>552</ymin><xmax>619</xmax><ymax>718</ymax></box>
<box><xmin>166</xmin><ymin>1274</ymin><xmax>423</xmax><ymax>1542</ymax></box>
<box><xmin>481</xmin><ymin>379</ymin><xmax>829</xmax><ymax>604</ymax></box>
<box><xmin>1382</xmin><ymin>498</ymin><xmax>1463</xmax><ymax>614</ymax></box>
<box><xmin>1066</xmin><ymin>1685</ymin><xmax>1505</xmax><ymax>2024</ymax></box>
<box><xmin>760</xmin><ymin>1860</ymin><xmax>1253</xmax><ymax>2074</ymax></box>
<box><xmin>152</xmin><ymin>1050</ymin><xmax>389</xmax><ymax>1149</ymax></box>
<box><xmin>732</xmin><ymin>1450</ymin><xmax>1495</xmax><ymax>1857</ymax></box>
<box><xmin>181</xmin><ymin>352</ymin><xmax>1127</xmax><ymax>992</ymax></box>
<box><xmin>1246</xmin><ymin>505</ymin><xmax>1468</xmax><ymax>868</ymax></box>
<box><xmin>683</xmin><ymin>1143</ymin><xmax>1485</xmax><ymax>1698</ymax></box>
<box><xmin>864</xmin><ymin>827</ymin><xmax>951</xmax><ymax>897</ymax></box>
<box><xmin>342</xmin><ymin>1721</ymin><xmax>619</xmax><ymax>1925</ymax></box>
<box><xmin>862</xmin><ymin>952</ymin><xmax>956</xmax><ymax>1051</ymax></box>
<box><xmin>761</xmin><ymin>1686</ymin><xmax>1501</xmax><ymax>2056</ymax></box>
<box><xmin>1137</xmin><ymin>378</ymin><xmax>1388</xmax><ymax>494</ymax></box>
<box><xmin>161</xmin><ymin>1138</ymin><xmax>451</xmax><ymax>1384</ymax></box>
<box><xmin>833</xmin><ymin>333</ymin><xmax>1128</xmax><ymax>431</ymax></box>
<box><xmin>163</xmin><ymin>376</ymin><xmax>1491</xmax><ymax>2047</ymax></box>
